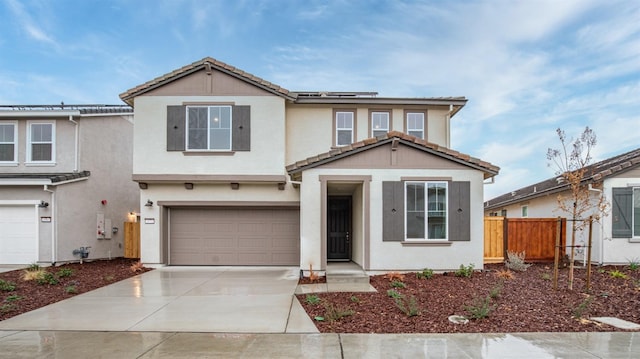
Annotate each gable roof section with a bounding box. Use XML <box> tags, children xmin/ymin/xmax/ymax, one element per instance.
<box><xmin>0</xmin><ymin>171</ymin><xmax>91</xmax><ymax>185</ymax></box>
<box><xmin>286</xmin><ymin>131</ymin><xmax>499</xmax><ymax>181</ymax></box>
<box><xmin>119</xmin><ymin>57</ymin><xmax>295</xmax><ymax>105</ymax></box>
<box><xmin>484</xmin><ymin>147</ymin><xmax>640</xmax><ymax>210</ymax></box>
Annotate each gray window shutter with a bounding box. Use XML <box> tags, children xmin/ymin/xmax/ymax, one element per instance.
<box><xmin>449</xmin><ymin>181</ymin><xmax>470</xmax><ymax>241</ymax></box>
<box><xmin>167</xmin><ymin>106</ymin><xmax>186</xmax><ymax>151</ymax></box>
<box><xmin>232</xmin><ymin>105</ymin><xmax>250</xmax><ymax>151</ymax></box>
<box><xmin>612</xmin><ymin>187</ymin><xmax>632</xmax><ymax>238</ymax></box>
<box><xmin>382</xmin><ymin>181</ymin><xmax>404</xmax><ymax>241</ymax></box>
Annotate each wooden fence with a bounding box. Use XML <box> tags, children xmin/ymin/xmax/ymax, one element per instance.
<box><xmin>124</xmin><ymin>222</ymin><xmax>140</xmax><ymax>259</ymax></box>
<box><xmin>484</xmin><ymin>217</ymin><xmax>566</xmax><ymax>263</ymax></box>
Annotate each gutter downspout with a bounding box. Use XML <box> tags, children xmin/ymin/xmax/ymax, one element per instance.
<box><xmin>43</xmin><ymin>185</ymin><xmax>56</xmax><ymax>265</ymax></box>
<box><xmin>588</xmin><ymin>184</ymin><xmax>605</xmax><ymax>265</ymax></box>
<box><xmin>446</xmin><ymin>104</ymin><xmax>453</xmax><ymax>148</ymax></box>
<box><xmin>68</xmin><ymin>116</ymin><xmax>78</xmax><ymax>172</ymax></box>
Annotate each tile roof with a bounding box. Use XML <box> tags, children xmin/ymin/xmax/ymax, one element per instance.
<box><xmin>119</xmin><ymin>57</ymin><xmax>294</xmax><ymax>105</ymax></box>
<box><xmin>0</xmin><ymin>171</ymin><xmax>91</xmax><ymax>183</ymax></box>
<box><xmin>286</xmin><ymin>131</ymin><xmax>499</xmax><ymax>179</ymax></box>
<box><xmin>484</xmin><ymin>147</ymin><xmax>640</xmax><ymax>210</ymax></box>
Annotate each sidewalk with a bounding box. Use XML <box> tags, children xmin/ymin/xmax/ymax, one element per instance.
<box><xmin>1</xmin><ymin>330</ymin><xmax>638</xmax><ymax>358</ymax></box>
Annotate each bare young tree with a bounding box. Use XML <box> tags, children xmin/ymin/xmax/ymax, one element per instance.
<box><xmin>547</xmin><ymin>127</ymin><xmax>609</xmax><ymax>290</ymax></box>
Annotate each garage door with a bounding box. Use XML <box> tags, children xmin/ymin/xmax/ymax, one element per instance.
<box><xmin>0</xmin><ymin>205</ymin><xmax>38</xmax><ymax>264</ymax></box>
<box><xmin>169</xmin><ymin>207</ymin><xmax>300</xmax><ymax>265</ymax></box>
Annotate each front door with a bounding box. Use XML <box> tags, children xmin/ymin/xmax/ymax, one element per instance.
<box><xmin>327</xmin><ymin>196</ymin><xmax>351</xmax><ymax>261</ymax></box>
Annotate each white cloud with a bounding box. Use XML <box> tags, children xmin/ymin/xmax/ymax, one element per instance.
<box><xmin>5</xmin><ymin>0</ymin><xmax>59</xmax><ymax>49</ymax></box>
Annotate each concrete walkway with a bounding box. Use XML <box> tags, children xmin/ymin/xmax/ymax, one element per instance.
<box><xmin>0</xmin><ymin>331</ymin><xmax>638</xmax><ymax>358</ymax></box>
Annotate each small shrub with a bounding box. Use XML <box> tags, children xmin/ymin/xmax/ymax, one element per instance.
<box><xmin>323</xmin><ymin>303</ymin><xmax>355</xmax><ymax>321</ymax></box>
<box><xmin>505</xmin><ymin>251</ymin><xmax>532</xmax><ymax>272</ymax></box>
<box><xmin>56</xmin><ymin>268</ymin><xmax>74</xmax><ymax>278</ymax></box>
<box><xmin>489</xmin><ymin>283</ymin><xmax>503</xmax><ymax>299</ymax></box>
<box><xmin>22</xmin><ymin>268</ymin><xmax>46</xmax><ymax>282</ymax></box>
<box><xmin>416</xmin><ymin>268</ymin><xmax>434</xmax><ymax>279</ymax></box>
<box><xmin>391</xmin><ymin>280</ymin><xmax>406</xmax><ymax>288</ymax></box>
<box><xmin>495</xmin><ymin>269</ymin><xmax>515</xmax><ymax>280</ymax></box>
<box><xmin>305</xmin><ymin>294</ymin><xmax>321</xmax><ymax>305</ymax></box>
<box><xmin>572</xmin><ymin>296</ymin><xmax>594</xmax><ymax>318</ymax></box>
<box><xmin>0</xmin><ymin>303</ymin><xmax>16</xmax><ymax>313</ymax></box>
<box><xmin>130</xmin><ymin>261</ymin><xmax>144</xmax><ymax>273</ymax></box>
<box><xmin>104</xmin><ymin>275</ymin><xmax>115</xmax><ymax>282</ymax></box>
<box><xmin>26</xmin><ymin>263</ymin><xmax>41</xmax><ymax>271</ymax></box>
<box><xmin>64</xmin><ymin>285</ymin><xmax>77</xmax><ymax>294</ymax></box>
<box><xmin>627</xmin><ymin>258</ymin><xmax>640</xmax><ymax>271</ymax></box>
<box><xmin>394</xmin><ymin>295</ymin><xmax>420</xmax><ymax>317</ymax></box>
<box><xmin>454</xmin><ymin>264</ymin><xmax>474</xmax><ymax>278</ymax></box>
<box><xmin>4</xmin><ymin>294</ymin><xmax>22</xmax><ymax>302</ymax></box>
<box><xmin>464</xmin><ymin>295</ymin><xmax>496</xmax><ymax>320</ymax></box>
<box><xmin>609</xmin><ymin>270</ymin><xmax>628</xmax><ymax>279</ymax></box>
<box><xmin>387</xmin><ymin>289</ymin><xmax>403</xmax><ymax>299</ymax></box>
<box><xmin>36</xmin><ymin>272</ymin><xmax>59</xmax><ymax>286</ymax></box>
<box><xmin>350</xmin><ymin>295</ymin><xmax>359</xmax><ymax>303</ymax></box>
<box><xmin>541</xmin><ymin>273</ymin><xmax>552</xmax><ymax>281</ymax></box>
<box><xmin>0</xmin><ymin>279</ymin><xmax>16</xmax><ymax>292</ymax></box>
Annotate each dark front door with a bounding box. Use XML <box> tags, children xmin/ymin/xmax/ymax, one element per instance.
<box><xmin>327</xmin><ymin>196</ymin><xmax>351</xmax><ymax>261</ymax></box>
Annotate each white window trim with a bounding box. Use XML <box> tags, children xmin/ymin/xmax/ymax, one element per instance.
<box><xmin>633</xmin><ymin>187</ymin><xmax>639</xmax><ymax>238</ymax></box>
<box><xmin>371</xmin><ymin>111</ymin><xmax>389</xmax><ymax>137</ymax></box>
<box><xmin>26</xmin><ymin>121</ymin><xmax>55</xmax><ymax>165</ymax></box>
<box><xmin>406</xmin><ymin>112</ymin><xmax>425</xmax><ymax>139</ymax></box>
<box><xmin>404</xmin><ymin>181</ymin><xmax>448</xmax><ymax>241</ymax></box>
<box><xmin>185</xmin><ymin>105</ymin><xmax>233</xmax><ymax>152</ymax></box>
<box><xmin>335</xmin><ymin>111</ymin><xmax>354</xmax><ymax>147</ymax></box>
<box><xmin>0</xmin><ymin>121</ymin><xmax>18</xmax><ymax>165</ymax></box>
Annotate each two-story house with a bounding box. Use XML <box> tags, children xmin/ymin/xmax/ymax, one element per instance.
<box><xmin>484</xmin><ymin>148</ymin><xmax>640</xmax><ymax>265</ymax></box>
<box><xmin>0</xmin><ymin>105</ymin><xmax>138</xmax><ymax>265</ymax></box>
<box><xmin>119</xmin><ymin>57</ymin><xmax>499</xmax><ymax>272</ymax></box>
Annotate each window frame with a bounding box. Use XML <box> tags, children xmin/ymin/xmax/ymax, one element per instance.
<box><xmin>369</xmin><ymin>110</ymin><xmax>390</xmax><ymax>138</ymax></box>
<box><xmin>404</xmin><ymin>181</ymin><xmax>448</xmax><ymax>241</ymax></box>
<box><xmin>634</xmin><ymin>187</ymin><xmax>640</xmax><ymax>238</ymax></box>
<box><xmin>521</xmin><ymin>205</ymin><xmax>528</xmax><ymax>218</ymax></box>
<box><xmin>26</xmin><ymin>121</ymin><xmax>55</xmax><ymax>165</ymax></box>
<box><xmin>0</xmin><ymin>122</ymin><xmax>18</xmax><ymax>165</ymax></box>
<box><xmin>404</xmin><ymin>110</ymin><xmax>426</xmax><ymax>139</ymax></box>
<box><xmin>333</xmin><ymin>109</ymin><xmax>356</xmax><ymax>147</ymax></box>
<box><xmin>185</xmin><ymin>105</ymin><xmax>233</xmax><ymax>152</ymax></box>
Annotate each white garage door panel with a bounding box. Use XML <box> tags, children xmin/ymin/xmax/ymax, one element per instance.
<box><xmin>0</xmin><ymin>206</ymin><xmax>38</xmax><ymax>264</ymax></box>
<box><xmin>170</xmin><ymin>207</ymin><xmax>300</xmax><ymax>265</ymax></box>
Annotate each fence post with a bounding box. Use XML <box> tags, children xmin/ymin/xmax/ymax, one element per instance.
<box><xmin>553</xmin><ymin>216</ymin><xmax>561</xmax><ymax>290</ymax></box>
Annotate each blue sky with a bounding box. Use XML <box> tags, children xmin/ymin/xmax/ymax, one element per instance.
<box><xmin>1</xmin><ymin>0</ymin><xmax>639</xmax><ymax>199</ymax></box>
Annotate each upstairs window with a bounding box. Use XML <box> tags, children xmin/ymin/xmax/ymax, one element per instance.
<box><xmin>521</xmin><ymin>205</ymin><xmax>528</xmax><ymax>218</ymax></box>
<box><xmin>28</xmin><ymin>122</ymin><xmax>54</xmax><ymax>163</ymax></box>
<box><xmin>406</xmin><ymin>112</ymin><xmax>425</xmax><ymax>139</ymax></box>
<box><xmin>0</xmin><ymin>123</ymin><xmax>17</xmax><ymax>163</ymax></box>
<box><xmin>335</xmin><ymin>111</ymin><xmax>354</xmax><ymax>146</ymax></box>
<box><xmin>371</xmin><ymin>111</ymin><xmax>389</xmax><ymax>137</ymax></box>
<box><xmin>187</xmin><ymin>106</ymin><xmax>232</xmax><ymax>151</ymax></box>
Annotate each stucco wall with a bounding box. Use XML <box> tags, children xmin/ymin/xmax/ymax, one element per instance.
<box><xmin>601</xmin><ymin>177</ymin><xmax>640</xmax><ymax>264</ymax></box>
<box><xmin>133</xmin><ymin>96</ymin><xmax>287</xmax><ymax>176</ymax></box>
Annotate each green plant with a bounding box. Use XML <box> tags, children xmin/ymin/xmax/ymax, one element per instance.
<box><xmin>416</xmin><ymin>268</ymin><xmax>434</xmax><ymax>279</ymax></box>
<box><xmin>489</xmin><ymin>283</ymin><xmax>503</xmax><ymax>299</ymax></box>
<box><xmin>36</xmin><ymin>272</ymin><xmax>59</xmax><ymax>285</ymax></box>
<box><xmin>56</xmin><ymin>268</ymin><xmax>74</xmax><ymax>278</ymax></box>
<box><xmin>4</xmin><ymin>294</ymin><xmax>22</xmax><ymax>302</ymax></box>
<box><xmin>0</xmin><ymin>279</ymin><xmax>16</xmax><ymax>292</ymax></box>
<box><xmin>609</xmin><ymin>270</ymin><xmax>628</xmax><ymax>279</ymax></box>
<box><xmin>541</xmin><ymin>273</ymin><xmax>552</xmax><ymax>281</ymax></box>
<box><xmin>394</xmin><ymin>295</ymin><xmax>420</xmax><ymax>317</ymax></box>
<box><xmin>387</xmin><ymin>289</ymin><xmax>403</xmax><ymax>299</ymax></box>
<box><xmin>505</xmin><ymin>251</ymin><xmax>532</xmax><ymax>272</ymax></box>
<box><xmin>391</xmin><ymin>280</ymin><xmax>406</xmax><ymax>288</ymax></box>
<box><xmin>0</xmin><ymin>303</ymin><xmax>16</xmax><ymax>313</ymax></box>
<box><xmin>350</xmin><ymin>295</ymin><xmax>359</xmax><ymax>303</ymax></box>
<box><xmin>64</xmin><ymin>285</ymin><xmax>77</xmax><ymax>294</ymax></box>
<box><xmin>26</xmin><ymin>263</ymin><xmax>41</xmax><ymax>271</ymax></box>
<box><xmin>572</xmin><ymin>296</ymin><xmax>594</xmax><ymax>318</ymax></box>
<box><xmin>323</xmin><ymin>303</ymin><xmax>355</xmax><ymax>321</ymax></box>
<box><xmin>305</xmin><ymin>294</ymin><xmax>321</xmax><ymax>305</ymax></box>
<box><xmin>454</xmin><ymin>264</ymin><xmax>474</xmax><ymax>278</ymax></box>
<box><xmin>627</xmin><ymin>258</ymin><xmax>640</xmax><ymax>271</ymax></box>
<box><xmin>464</xmin><ymin>295</ymin><xmax>496</xmax><ymax>320</ymax></box>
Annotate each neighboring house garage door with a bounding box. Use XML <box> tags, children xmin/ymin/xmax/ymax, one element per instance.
<box><xmin>169</xmin><ymin>207</ymin><xmax>300</xmax><ymax>265</ymax></box>
<box><xmin>0</xmin><ymin>205</ymin><xmax>38</xmax><ymax>264</ymax></box>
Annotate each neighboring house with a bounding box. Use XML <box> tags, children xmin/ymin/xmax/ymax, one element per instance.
<box><xmin>119</xmin><ymin>57</ymin><xmax>499</xmax><ymax>272</ymax></box>
<box><xmin>0</xmin><ymin>105</ymin><xmax>138</xmax><ymax>265</ymax></box>
<box><xmin>484</xmin><ymin>148</ymin><xmax>640</xmax><ymax>265</ymax></box>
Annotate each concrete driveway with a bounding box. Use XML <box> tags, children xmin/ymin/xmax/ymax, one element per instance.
<box><xmin>0</xmin><ymin>267</ymin><xmax>317</xmax><ymax>333</ymax></box>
